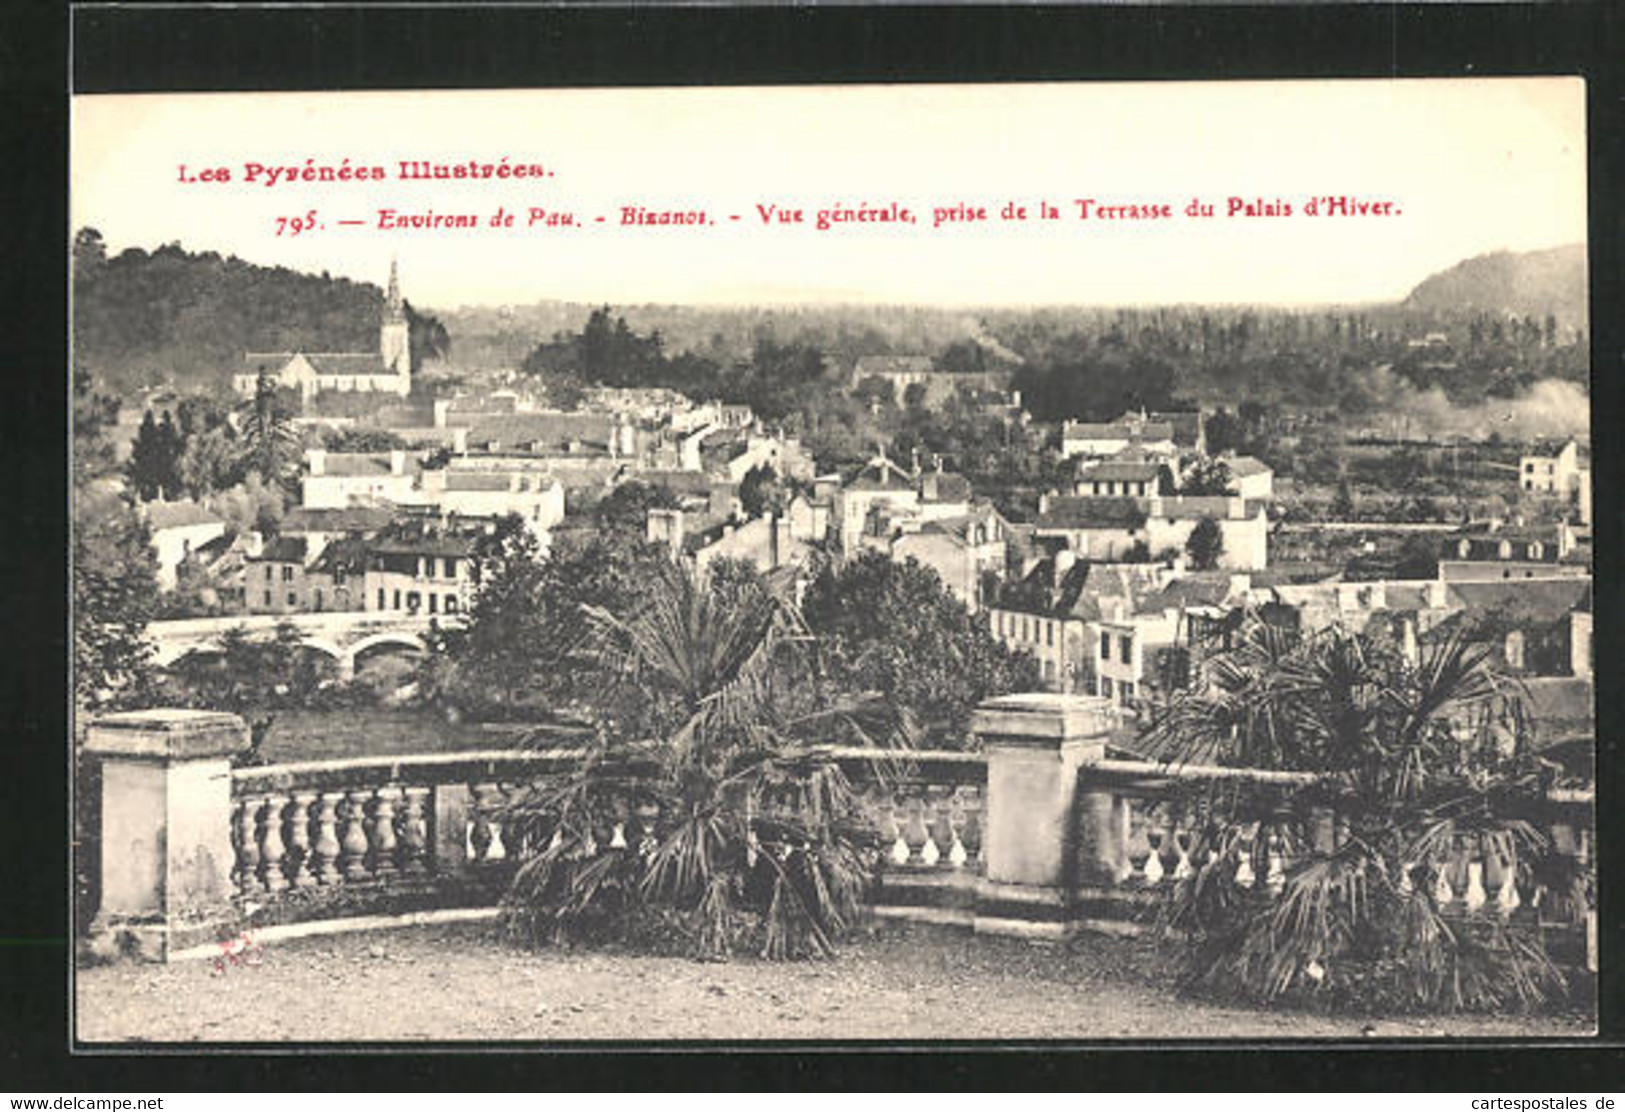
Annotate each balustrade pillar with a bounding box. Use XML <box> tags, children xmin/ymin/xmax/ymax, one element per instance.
<box><xmin>311</xmin><ymin>792</ymin><xmax>344</xmax><ymax>885</ymax></box>
<box><xmin>85</xmin><ymin>709</ymin><xmax>250</xmax><ymax>961</ymax></box>
<box><xmin>340</xmin><ymin>791</ymin><xmax>372</xmax><ymax>881</ymax></box>
<box><xmin>969</xmin><ymin>692</ymin><xmax>1121</xmax><ymax>939</ymax></box>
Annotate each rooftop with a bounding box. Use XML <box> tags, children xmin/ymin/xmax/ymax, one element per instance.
<box><xmin>144</xmin><ymin>500</ymin><xmax>225</xmax><ymax>530</ymax></box>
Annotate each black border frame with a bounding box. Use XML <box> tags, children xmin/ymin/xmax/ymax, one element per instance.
<box><xmin>7</xmin><ymin>0</ymin><xmax>1620</xmax><ymax>1091</ymax></box>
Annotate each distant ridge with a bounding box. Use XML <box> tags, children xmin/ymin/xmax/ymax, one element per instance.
<box><xmin>1403</xmin><ymin>244</ymin><xmax>1587</xmax><ymax>327</ymax></box>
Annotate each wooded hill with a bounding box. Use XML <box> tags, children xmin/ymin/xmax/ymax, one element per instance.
<box><xmin>73</xmin><ymin>232</ymin><xmax>386</xmax><ymax>395</ymax></box>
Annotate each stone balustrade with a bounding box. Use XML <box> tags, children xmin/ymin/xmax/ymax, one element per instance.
<box><xmin>83</xmin><ymin>703</ymin><xmax>1595</xmax><ymax>963</ymax></box>
<box><xmin>1069</xmin><ymin>758</ymin><xmax>1597</xmax><ymax>939</ymax></box>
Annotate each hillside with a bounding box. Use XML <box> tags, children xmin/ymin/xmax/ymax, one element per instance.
<box><xmin>1402</xmin><ymin>244</ymin><xmax>1586</xmax><ymax>328</ymax></box>
<box><xmin>72</xmin><ymin>234</ymin><xmax>385</xmax><ymax>394</ymax></box>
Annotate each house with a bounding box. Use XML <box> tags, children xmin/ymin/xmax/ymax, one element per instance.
<box><xmin>1033</xmin><ymin>493</ymin><xmax>1270</xmax><ymax>571</ymax></box>
<box><xmin>143</xmin><ymin>500</ymin><xmax>228</xmax><ymax>591</ymax></box>
<box><xmin>233</xmin><ymin>261</ymin><xmax>411</xmax><ymax>402</ymax></box>
<box><xmin>851</xmin><ymin>355</ymin><xmax>934</xmax><ymax>400</ymax></box>
<box><xmin>888</xmin><ymin>504</ymin><xmax>1008</xmax><ymax>612</ymax></box>
<box><xmin>1071</xmin><ymin>456</ymin><xmax>1166</xmax><ymax>498</ymax></box>
<box><xmin>243</xmin><ymin>536</ymin><xmax>311</xmax><ymax>615</ymax></box>
<box><xmin>647</xmin><ymin>496</ymin><xmax>827</xmax><ymax>577</ymax></box>
<box><xmin>985</xmin><ymin>553</ymin><xmax>1165</xmax><ymax>693</ymax></box>
<box><xmin>302</xmin><ymin>449</ymin><xmax>423</xmax><ymax>509</ymax></box>
<box><xmin>1223</xmin><ymin>455</ymin><xmax>1274</xmax><ymax>500</ymax></box>
<box><xmin>1061</xmin><ymin>417</ymin><xmax>1176</xmax><ymax>461</ymax></box>
<box><xmin>418</xmin><ymin>469</ymin><xmax>566</xmax><ymax>536</ymax></box>
<box><xmin>303</xmin><ymin>536</ymin><xmax>368</xmax><ymax>613</ymax></box>
<box><xmin>363</xmin><ymin>522</ymin><xmax>479</xmax><ymax>617</ymax></box>
<box><xmin>1437</xmin><ymin>522</ymin><xmax>1588</xmax><ymax>582</ymax></box>
<box><xmin>1426</xmin><ymin>578</ymin><xmax>1593</xmax><ymax>678</ymax></box>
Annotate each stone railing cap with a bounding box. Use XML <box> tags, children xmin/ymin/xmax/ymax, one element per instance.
<box><xmin>971</xmin><ymin>692</ymin><xmax>1121</xmax><ymax>746</ymax></box>
<box><xmin>84</xmin><ymin>708</ymin><xmax>250</xmax><ymax>760</ymax></box>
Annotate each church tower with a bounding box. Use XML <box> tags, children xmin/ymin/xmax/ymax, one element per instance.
<box><xmin>379</xmin><ymin>259</ymin><xmax>412</xmax><ymax>387</ymax></box>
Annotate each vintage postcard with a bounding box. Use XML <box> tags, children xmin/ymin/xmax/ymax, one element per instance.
<box><xmin>71</xmin><ymin>78</ymin><xmax>1595</xmax><ymax>1045</ymax></box>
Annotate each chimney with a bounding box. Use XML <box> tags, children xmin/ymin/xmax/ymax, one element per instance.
<box><xmin>433</xmin><ymin>399</ymin><xmax>452</xmax><ymax>428</ymax></box>
<box><xmin>452</xmin><ymin>427</ymin><xmax>468</xmax><ymax>455</ymax></box>
<box><xmin>307</xmin><ymin>448</ymin><xmax>326</xmax><ymax>477</ymax></box>
<box><xmin>390</xmin><ymin>449</ymin><xmax>407</xmax><ymax>476</ymax></box>
<box><xmin>1053</xmin><ymin>548</ymin><xmax>1077</xmax><ymax>584</ymax></box>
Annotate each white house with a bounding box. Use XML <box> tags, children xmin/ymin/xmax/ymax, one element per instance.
<box><xmin>143</xmin><ymin>500</ymin><xmax>228</xmax><ymax>591</ymax></box>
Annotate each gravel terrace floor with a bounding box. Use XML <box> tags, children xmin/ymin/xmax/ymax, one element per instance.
<box><xmin>75</xmin><ymin>919</ymin><xmax>1594</xmax><ymax>1044</ymax></box>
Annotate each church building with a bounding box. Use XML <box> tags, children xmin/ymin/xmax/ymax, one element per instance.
<box><xmin>233</xmin><ymin>261</ymin><xmax>412</xmax><ymax>402</ymax></box>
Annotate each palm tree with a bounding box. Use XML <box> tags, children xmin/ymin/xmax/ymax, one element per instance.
<box><xmin>1139</xmin><ymin>617</ymin><xmax>1591</xmax><ymax>1012</ymax></box>
<box><xmin>500</xmin><ymin>558</ymin><xmax>910</xmax><ymax>960</ymax></box>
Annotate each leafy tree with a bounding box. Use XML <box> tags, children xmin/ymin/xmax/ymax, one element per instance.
<box><xmin>73</xmin><ymin>370</ymin><xmax>158</xmax><ymax>711</ymax></box>
<box><xmin>738</xmin><ymin>463</ymin><xmax>787</xmax><ymax>519</ymax></box>
<box><xmin>1393</xmin><ymin>535</ymin><xmax>1441</xmax><ymax>581</ymax></box>
<box><xmin>323</xmin><ymin>427</ymin><xmax>409</xmax><ymax>453</ymax></box>
<box><xmin>427</xmin><ymin>523</ymin><xmax>670</xmax><ymax>718</ymax></box>
<box><xmin>801</xmin><ymin>551</ymin><xmax>1040</xmax><ymax>744</ymax></box>
<box><xmin>592</xmin><ymin>481</ymin><xmax>682</xmax><ymax>541</ymax></box>
<box><xmin>1185</xmin><ymin>516</ymin><xmax>1224</xmax><ymax>571</ymax></box>
<box><xmin>1142</xmin><ymin>622</ymin><xmax>1589</xmax><ymax>1012</ymax></box>
<box><xmin>1180</xmin><ymin>456</ymin><xmax>1236</xmax><ymax>496</ymax></box>
<box><xmin>500</xmin><ymin>561</ymin><xmax>901</xmax><ymax>959</ymax></box>
<box><xmin>404</xmin><ymin>300</ymin><xmax>451</xmax><ymax>372</ymax></box>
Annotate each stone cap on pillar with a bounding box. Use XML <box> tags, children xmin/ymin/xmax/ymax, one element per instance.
<box><xmin>84</xmin><ymin>708</ymin><xmax>250</xmax><ymax>762</ymax></box>
<box><xmin>971</xmin><ymin>692</ymin><xmax>1121</xmax><ymax>750</ymax></box>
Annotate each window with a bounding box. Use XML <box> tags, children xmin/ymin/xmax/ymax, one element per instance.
<box><xmin>1046</xmin><ymin>621</ymin><xmax>1054</xmax><ymax>647</ymax></box>
<box><xmin>313</xmin><ymin>590</ymin><xmax>323</xmax><ymax>611</ymax></box>
<box><xmin>263</xmin><ymin>590</ymin><xmax>272</xmax><ymax>606</ymax></box>
<box><xmin>378</xmin><ymin>588</ymin><xmax>386</xmax><ymax>610</ymax></box>
<box><xmin>282</xmin><ymin>566</ymin><xmax>294</xmax><ymax>582</ymax></box>
<box><xmin>444</xmin><ymin>557</ymin><xmax>456</xmax><ymax>579</ymax></box>
<box><xmin>428</xmin><ymin>594</ymin><xmax>438</xmax><ymax>614</ymax></box>
<box><xmin>287</xmin><ymin>592</ymin><xmax>297</xmax><ymax>606</ymax></box>
<box><xmin>1100</xmin><ymin>632</ymin><xmax>1111</xmax><ymax>661</ymax></box>
<box><xmin>445</xmin><ymin>595</ymin><xmax>459</xmax><ymax>614</ymax></box>
<box><xmin>1100</xmin><ymin>677</ymin><xmax>1113</xmax><ymax>698</ymax></box>
<box><xmin>1120</xmin><ymin>635</ymin><xmax>1133</xmax><ymax>665</ymax></box>
<box><xmin>264</xmin><ymin>566</ymin><xmax>273</xmax><ymax>582</ymax></box>
<box><xmin>407</xmin><ymin>591</ymin><xmax>421</xmax><ymax>611</ymax></box>
<box><xmin>1121</xmin><ymin>681</ymin><xmax>1135</xmax><ymax>703</ymax></box>
<box><xmin>393</xmin><ymin>589</ymin><xmax>402</xmax><ymax>609</ymax></box>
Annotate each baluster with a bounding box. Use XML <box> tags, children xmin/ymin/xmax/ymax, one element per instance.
<box><xmin>234</xmin><ymin>797</ymin><xmax>263</xmax><ymax>895</ymax></box>
<box><xmin>258</xmin><ymin>793</ymin><xmax>290</xmax><ymax>892</ymax></box>
<box><xmin>474</xmin><ymin>780</ymin><xmax>507</xmax><ymax>858</ymax></box>
<box><xmin>1265</xmin><ymin>833</ymin><xmax>1286</xmax><ymax>895</ymax></box>
<box><xmin>340</xmin><ymin>790</ymin><xmax>372</xmax><ymax>880</ymax></box>
<box><xmin>885</xmin><ymin>794</ymin><xmax>909</xmax><ymax>865</ymax></box>
<box><xmin>468</xmin><ymin>783</ymin><xmax>494</xmax><ymax>862</ymax></box>
<box><xmin>311</xmin><ymin>792</ymin><xmax>343</xmax><ymax>885</ymax></box>
<box><xmin>1463</xmin><ymin>857</ymin><xmax>1487</xmax><ymax>912</ymax></box>
<box><xmin>1495</xmin><ymin>858</ymin><xmax>1521</xmax><ymax>916</ymax></box>
<box><xmin>946</xmin><ymin>789</ymin><xmax>968</xmax><ymax>868</ymax></box>
<box><xmin>1143</xmin><ymin>820</ymin><xmax>1166</xmax><ymax>886</ymax></box>
<box><xmin>285</xmin><ymin>792</ymin><xmax>317</xmax><ymax>888</ymax></box>
<box><xmin>958</xmin><ymin>787</ymin><xmax>982</xmax><ymax>868</ymax></box>
<box><xmin>1233</xmin><ymin>833</ymin><xmax>1256</xmax><ymax>888</ymax></box>
<box><xmin>370</xmin><ymin>788</ymin><xmax>400</xmax><ymax>878</ymax></box>
<box><xmin>1433</xmin><ymin>861</ymin><xmax>1455</xmax><ymax>906</ymax></box>
<box><xmin>902</xmin><ymin>792</ymin><xmax>930</xmax><ymax>865</ymax></box>
<box><xmin>399</xmin><ymin>787</ymin><xmax>430</xmax><ymax>875</ymax></box>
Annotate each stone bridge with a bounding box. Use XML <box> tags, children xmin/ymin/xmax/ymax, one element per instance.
<box><xmin>147</xmin><ymin>611</ymin><xmax>459</xmax><ymax>681</ymax></box>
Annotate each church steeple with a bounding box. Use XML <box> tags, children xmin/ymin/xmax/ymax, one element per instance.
<box><xmin>385</xmin><ymin>258</ymin><xmax>405</xmax><ymax>322</ymax></box>
<box><xmin>380</xmin><ymin>259</ymin><xmax>411</xmax><ymax>378</ymax></box>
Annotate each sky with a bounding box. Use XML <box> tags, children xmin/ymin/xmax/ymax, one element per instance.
<box><xmin>71</xmin><ymin>79</ymin><xmax>1587</xmax><ymax>310</ymax></box>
